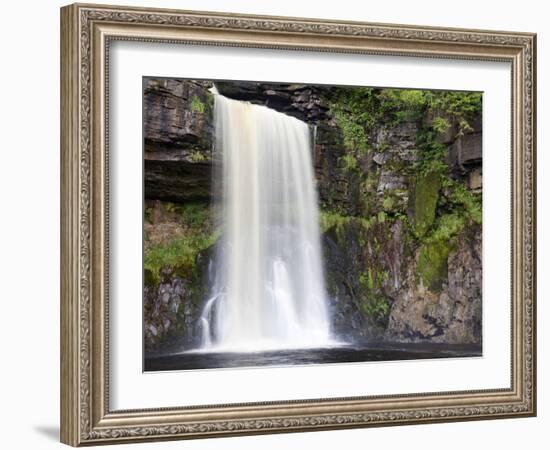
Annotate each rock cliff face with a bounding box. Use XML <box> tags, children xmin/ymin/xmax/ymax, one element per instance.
<box><xmin>385</xmin><ymin>225</ymin><xmax>482</xmax><ymax>343</ymax></box>
<box><xmin>144</xmin><ymin>78</ymin><xmax>214</xmax><ymax>202</ymax></box>
<box><xmin>143</xmin><ymin>78</ymin><xmax>483</xmax><ymax>351</ymax></box>
<box><xmin>144</xmin><ymin>267</ymin><xmax>195</xmax><ymax>351</ymax></box>
<box><xmin>215</xmin><ymin>81</ymin><xmax>332</xmax><ymax>123</ymax></box>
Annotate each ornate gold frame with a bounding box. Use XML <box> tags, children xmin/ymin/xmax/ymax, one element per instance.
<box><xmin>60</xmin><ymin>3</ymin><xmax>536</xmax><ymax>446</ymax></box>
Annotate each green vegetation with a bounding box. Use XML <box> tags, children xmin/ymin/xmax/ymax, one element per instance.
<box><xmin>339</xmin><ymin>153</ymin><xmax>359</xmax><ymax>172</ymax></box>
<box><xmin>427</xmin><ymin>212</ymin><xmax>466</xmax><ymax>243</ymax></box>
<box><xmin>319</xmin><ymin>211</ymin><xmax>376</xmax><ymax>235</ymax></box>
<box><xmin>178</xmin><ymin>202</ymin><xmax>211</xmax><ymax>227</ymax></box>
<box><xmin>427</xmin><ymin>90</ymin><xmax>482</xmax><ymax>135</ymax></box>
<box><xmin>144</xmin><ymin>202</ymin><xmax>217</xmax><ymax>285</ymax></box>
<box><xmin>411</xmin><ymin>171</ymin><xmax>441</xmax><ymax>237</ymax></box>
<box><xmin>330</xmin><ymin>87</ymin><xmax>481</xmax><ymax>151</ymax></box>
<box><xmin>358</xmin><ymin>268</ymin><xmax>391</xmax><ymax>325</ymax></box>
<box><xmin>190</xmin><ymin>95</ymin><xmax>206</xmax><ymax>113</ymax></box>
<box><xmin>382</xmin><ymin>196</ymin><xmax>395</xmax><ymax>211</ymax></box>
<box><xmin>432</xmin><ymin>116</ymin><xmax>451</xmax><ymax>134</ymax></box>
<box><xmin>414</xmin><ymin>127</ymin><xmax>449</xmax><ymax>177</ymax></box>
<box><xmin>441</xmin><ymin>178</ymin><xmax>482</xmax><ymax>225</ymax></box>
<box><xmin>145</xmin><ymin>233</ymin><xmax>217</xmax><ymax>284</ymax></box>
<box><xmin>417</xmin><ymin>239</ymin><xmax>453</xmax><ymax>291</ymax></box>
<box><xmin>188</xmin><ymin>150</ymin><xmax>206</xmax><ymax>163</ymax></box>
<box><xmin>332</xmin><ymin>108</ymin><xmax>369</xmax><ymax>153</ymax></box>
<box><xmin>321</xmin><ymin>85</ymin><xmax>482</xmax><ymax>317</ymax></box>
<box><xmin>377</xmin><ymin>88</ymin><xmax>427</xmax><ymax>123</ymax></box>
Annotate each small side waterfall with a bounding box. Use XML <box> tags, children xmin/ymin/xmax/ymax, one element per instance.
<box><xmin>198</xmin><ymin>88</ymin><xmax>333</xmax><ymax>351</ymax></box>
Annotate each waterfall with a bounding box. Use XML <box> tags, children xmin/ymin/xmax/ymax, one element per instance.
<box><xmin>198</xmin><ymin>89</ymin><xmax>333</xmax><ymax>351</ymax></box>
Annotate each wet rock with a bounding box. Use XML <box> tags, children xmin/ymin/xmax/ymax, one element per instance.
<box><xmin>377</xmin><ymin>171</ymin><xmax>407</xmax><ymax>192</ymax></box>
<box><xmin>144</xmin><ymin>78</ymin><xmax>214</xmax><ymax>202</ymax></box>
<box><xmin>215</xmin><ymin>81</ymin><xmax>332</xmax><ymax>123</ymax></box>
<box><xmin>144</xmin><ymin>271</ymin><xmax>190</xmax><ymax>352</ymax></box>
<box><xmin>322</xmin><ymin>219</ymin><xmax>407</xmax><ymax>342</ymax></box>
<box><xmin>449</xmin><ymin>132</ymin><xmax>482</xmax><ymax>167</ymax></box>
<box><xmin>385</xmin><ymin>225</ymin><xmax>482</xmax><ymax>344</ymax></box>
<box><xmin>375</xmin><ymin>122</ymin><xmax>418</xmax><ymax>162</ymax></box>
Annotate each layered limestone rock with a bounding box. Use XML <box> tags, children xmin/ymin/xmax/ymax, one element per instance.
<box><xmin>385</xmin><ymin>226</ymin><xmax>482</xmax><ymax>344</ymax></box>
<box><xmin>144</xmin><ymin>78</ymin><xmax>215</xmax><ymax>202</ymax></box>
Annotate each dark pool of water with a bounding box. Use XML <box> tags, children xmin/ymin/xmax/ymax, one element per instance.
<box><xmin>144</xmin><ymin>342</ymin><xmax>482</xmax><ymax>372</ymax></box>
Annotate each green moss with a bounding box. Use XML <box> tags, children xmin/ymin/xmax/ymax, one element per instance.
<box><xmin>426</xmin><ymin>213</ymin><xmax>466</xmax><ymax>243</ymax></box>
<box><xmin>417</xmin><ymin>240</ymin><xmax>451</xmax><ymax>291</ymax></box>
<box><xmin>323</xmin><ymin>86</ymin><xmax>482</xmax><ymax>304</ymax></box>
<box><xmin>411</xmin><ymin>171</ymin><xmax>441</xmax><ymax>237</ymax></box>
<box><xmin>179</xmin><ymin>203</ymin><xmax>210</xmax><ymax>227</ymax></box>
<box><xmin>358</xmin><ymin>170</ymin><xmax>379</xmax><ymax>214</ymax></box>
<box><xmin>144</xmin><ymin>202</ymin><xmax>216</xmax><ymax>285</ymax></box>
<box><xmin>414</xmin><ymin>127</ymin><xmax>449</xmax><ymax>177</ymax></box>
<box><xmin>320</xmin><ymin>212</ymin><xmax>348</xmax><ymax>234</ymax></box>
<box><xmin>144</xmin><ymin>232</ymin><xmax>217</xmax><ymax>285</ymax></box>
<box><xmin>358</xmin><ymin>267</ymin><xmax>391</xmax><ymax>324</ymax></box>
<box><xmin>363</xmin><ymin>169</ymin><xmax>379</xmax><ymax>192</ymax></box>
<box><xmin>319</xmin><ymin>212</ymin><xmax>376</xmax><ymax>235</ymax></box>
<box><xmin>189</xmin><ymin>150</ymin><xmax>206</xmax><ymax>163</ymax></box>
<box><xmin>382</xmin><ymin>196</ymin><xmax>394</xmax><ymax>211</ymax></box>
<box><xmin>339</xmin><ymin>154</ymin><xmax>359</xmax><ymax>172</ymax></box>
<box><xmin>190</xmin><ymin>95</ymin><xmax>206</xmax><ymax>113</ymax></box>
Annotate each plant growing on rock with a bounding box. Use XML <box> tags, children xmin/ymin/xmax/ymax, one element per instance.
<box><xmin>144</xmin><ymin>202</ymin><xmax>218</xmax><ymax>285</ymax></box>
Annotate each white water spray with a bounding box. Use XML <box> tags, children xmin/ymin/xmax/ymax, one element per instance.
<box><xmin>198</xmin><ymin>88</ymin><xmax>333</xmax><ymax>351</ymax></box>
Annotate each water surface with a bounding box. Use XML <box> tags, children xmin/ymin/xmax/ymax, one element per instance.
<box><xmin>144</xmin><ymin>342</ymin><xmax>482</xmax><ymax>372</ymax></box>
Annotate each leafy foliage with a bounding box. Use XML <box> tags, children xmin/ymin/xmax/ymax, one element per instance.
<box><xmin>339</xmin><ymin>153</ymin><xmax>359</xmax><ymax>172</ymax></box>
<box><xmin>432</xmin><ymin>116</ymin><xmax>451</xmax><ymax>134</ymax></box>
<box><xmin>319</xmin><ymin>212</ymin><xmax>376</xmax><ymax>235</ymax></box>
<box><xmin>330</xmin><ymin>87</ymin><xmax>481</xmax><ymax>144</ymax></box>
<box><xmin>190</xmin><ymin>95</ymin><xmax>206</xmax><ymax>113</ymax></box>
<box><xmin>441</xmin><ymin>178</ymin><xmax>482</xmax><ymax>225</ymax></box>
<box><xmin>332</xmin><ymin>109</ymin><xmax>369</xmax><ymax>153</ymax></box>
<box><xmin>358</xmin><ymin>269</ymin><xmax>391</xmax><ymax>325</ymax></box>
<box><xmin>322</xmin><ymin>86</ymin><xmax>482</xmax><ymax>313</ymax></box>
<box><xmin>414</xmin><ymin>127</ymin><xmax>449</xmax><ymax>177</ymax></box>
<box><xmin>144</xmin><ymin>233</ymin><xmax>217</xmax><ymax>284</ymax></box>
<box><xmin>144</xmin><ymin>202</ymin><xmax>217</xmax><ymax>285</ymax></box>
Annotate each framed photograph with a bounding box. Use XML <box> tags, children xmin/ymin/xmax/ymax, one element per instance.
<box><xmin>60</xmin><ymin>3</ymin><xmax>536</xmax><ymax>446</ymax></box>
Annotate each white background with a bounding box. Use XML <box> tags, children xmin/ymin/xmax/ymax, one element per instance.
<box><xmin>0</xmin><ymin>0</ymin><xmax>547</xmax><ymax>449</ymax></box>
<box><xmin>111</xmin><ymin>43</ymin><xmax>510</xmax><ymax>409</ymax></box>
